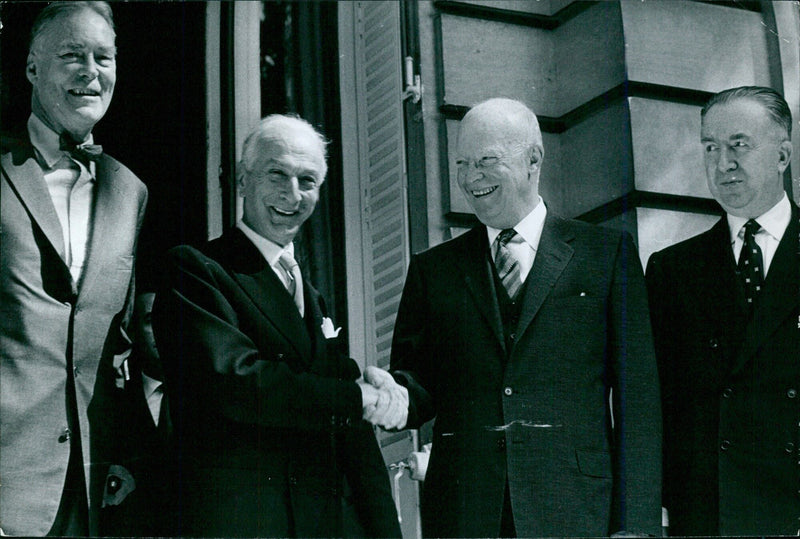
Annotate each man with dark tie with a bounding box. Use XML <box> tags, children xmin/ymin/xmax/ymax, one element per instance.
<box><xmin>383</xmin><ymin>98</ymin><xmax>662</xmax><ymax>537</ymax></box>
<box><xmin>0</xmin><ymin>2</ymin><xmax>148</xmax><ymax>535</ymax></box>
<box><xmin>646</xmin><ymin>86</ymin><xmax>799</xmax><ymax>535</ymax></box>
<box><xmin>152</xmin><ymin>114</ymin><xmax>401</xmax><ymax>537</ymax></box>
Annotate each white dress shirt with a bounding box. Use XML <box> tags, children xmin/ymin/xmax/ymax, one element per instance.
<box><xmin>237</xmin><ymin>220</ymin><xmax>304</xmax><ymax>315</ymax></box>
<box><xmin>486</xmin><ymin>196</ymin><xmax>547</xmax><ymax>283</ymax></box>
<box><xmin>727</xmin><ymin>193</ymin><xmax>791</xmax><ymax>278</ymax></box>
<box><xmin>28</xmin><ymin>114</ymin><xmax>96</xmax><ymax>283</ymax></box>
<box><xmin>142</xmin><ymin>373</ymin><xmax>164</xmax><ymax>426</ymax></box>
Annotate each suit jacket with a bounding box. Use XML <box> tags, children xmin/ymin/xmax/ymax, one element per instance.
<box><xmin>99</xmin><ymin>362</ymin><xmax>174</xmax><ymax>536</ymax></box>
<box><xmin>151</xmin><ymin>229</ymin><xmax>401</xmax><ymax>537</ymax></box>
<box><xmin>390</xmin><ymin>215</ymin><xmax>662</xmax><ymax>537</ymax></box>
<box><xmin>0</xmin><ymin>135</ymin><xmax>147</xmax><ymax>536</ymax></box>
<box><xmin>646</xmin><ymin>203</ymin><xmax>800</xmax><ymax>536</ymax></box>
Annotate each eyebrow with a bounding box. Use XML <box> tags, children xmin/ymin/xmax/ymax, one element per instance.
<box><xmin>701</xmin><ymin>133</ymin><xmax>750</xmax><ymax>143</ymax></box>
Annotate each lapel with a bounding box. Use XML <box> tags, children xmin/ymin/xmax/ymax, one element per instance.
<box><xmin>457</xmin><ymin>225</ymin><xmax>506</xmax><ymax>351</ymax></box>
<box><xmin>77</xmin><ymin>155</ymin><xmax>127</xmax><ymax>302</ymax></box>
<box><xmin>224</xmin><ymin>229</ymin><xmax>313</xmax><ymax>364</ymax></box>
<box><xmin>697</xmin><ymin>218</ymin><xmax>747</xmax><ymax>327</ymax></box>
<box><xmin>514</xmin><ymin>214</ymin><xmax>574</xmax><ymax>348</ymax></box>
<box><xmin>1</xmin><ymin>137</ymin><xmax>69</xmax><ymax>264</ymax></box>
<box><xmin>732</xmin><ymin>204</ymin><xmax>800</xmax><ymax>373</ymax></box>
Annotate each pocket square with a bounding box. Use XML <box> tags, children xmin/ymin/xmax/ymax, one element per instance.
<box><xmin>321</xmin><ymin>317</ymin><xmax>342</xmax><ymax>339</ymax></box>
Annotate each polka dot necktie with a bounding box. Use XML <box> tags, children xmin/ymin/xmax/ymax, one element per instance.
<box><xmin>494</xmin><ymin>229</ymin><xmax>522</xmax><ymax>300</ymax></box>
<box><xmin>737</xmin><ymin>219</ymin><xmax>763</xmax><ymax>314</ymax></box>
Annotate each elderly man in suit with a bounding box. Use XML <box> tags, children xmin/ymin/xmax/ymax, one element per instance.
<box><xmin>375</xmin><ymin>98</ymin><xmax>662</xmax><ymax>537</ymax></box>
<box><xmin>647</xmin><ymin>86</ymin><xmax>799</xmax><ymax>535</ymax></box>
<box><xmin>0</xmin><ymin>2</ymin><xmax>147</xmax><ymax>535</ymax></box>
<box><xmin>152</xmin><ymin>114</ymin><xmax>402</xmax><ymax>537</ymax></box>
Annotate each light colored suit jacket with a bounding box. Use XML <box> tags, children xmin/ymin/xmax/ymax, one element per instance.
<box><xmin>0</xmin><ymin>135</ymin><xmax>147</xmax><ymax>535</ymax></box>
<box><xmin>391</xmin><ymin>216</ymin><xmax>662</xmax><ymax>537</ymax></box>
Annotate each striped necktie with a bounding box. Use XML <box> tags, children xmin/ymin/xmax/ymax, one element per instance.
<box><xmin>737</xmin><ymin>219</ymin><xmax>763</xmax><ymax>314</ymax></box>
<box><xmin>278</xmin><ymin>251</ymin><xmax>304</xmax><ymax>316</ymax></box>
<box><xmin>494</xmin><ymin>229</ymin><xmax>522</xmax><ymax>300</ymax></box>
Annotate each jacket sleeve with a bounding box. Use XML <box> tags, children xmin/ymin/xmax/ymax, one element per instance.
<box><xmin>151</xmin><ymin>245</ymin><xmax>363</xmax><ymax>433</ymax></box>
<box><xmin>388</xmin><ymin>254</ymin><xmax>437</xmax><ymax>428</ymax></box>
<box><xmin>608</xmin><ymin>233</ymin><xmax>663</xmax><ymax>536</ymax></box>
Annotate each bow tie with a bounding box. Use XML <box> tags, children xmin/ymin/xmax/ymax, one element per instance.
<box><xmin>59</xmin><ymin>134</ymin><xmax>103</xmax><ymax>166</ymax></box>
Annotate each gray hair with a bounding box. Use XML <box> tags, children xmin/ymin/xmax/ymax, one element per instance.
<box><xmin>702</xmin><ymin>86</ymin><xmax>792</xmax><ymax>139</ymax></box>
<box><xmin>240</xmin><ymin>114</ymin><xmax>329</xmax><ymax>180</ymax></box>
<box><xmin>30</xmin><ymin>2</ymin><xmax>115</xmax><ymax>53</ymax></box>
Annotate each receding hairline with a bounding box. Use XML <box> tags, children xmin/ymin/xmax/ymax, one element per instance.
<box><xmin>29</xmin><ymin>1</ymin><xmax>116</xmax><ymax>54</ymax></box>
<box><xmin>240</xmin><ymin>114</ymin><xmax>329</xmax><ymax>179</ymax></box>
<box><xmin>459</xmin><ymin>98</ymin><xmax>543</xmax><ymax>149</ymax></box>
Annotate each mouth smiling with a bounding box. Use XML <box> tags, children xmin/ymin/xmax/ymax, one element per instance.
<box><xmin>471</xmin><ymin>185</ymin><xmax>498</xmax><ymax>198</ymax></box>
<box><xmin>69</xmin><ymin>88</ymin><xmax>101</xmax><ymax>97</ymax></box>
<box><xmin>272</xmin><ymin>207</ymin><xmax>299</xmax><ymax>217</ymax></box>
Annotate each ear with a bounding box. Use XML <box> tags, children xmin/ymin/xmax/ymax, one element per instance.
<box><xmin>778</xmin><ymin>140</ymin><xmax>792</xmax><ymax>174</ymax></box>
<box><xmin>529</xmin><ymin>145</ymin><xmax>544</xmax><ymax>169</ymax></box>
<box><xmin>26</xmin><ymin>56</ymin><xmax>37</xmax><ymax>84</ymax></box>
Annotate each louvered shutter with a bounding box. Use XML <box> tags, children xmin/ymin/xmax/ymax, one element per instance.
<box><xmin>343</xmin><ymin>1</ymin><xmax>410</xmax><ymax>370</ymax></box>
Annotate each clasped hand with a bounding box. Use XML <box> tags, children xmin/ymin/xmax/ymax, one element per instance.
<box><xmin>358</xmin><ymin>366</ymin><xmax>408</xmax><ymax>430</ymax></box>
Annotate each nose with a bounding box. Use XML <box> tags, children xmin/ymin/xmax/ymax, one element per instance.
<box><xmin>78</xmin><ymin>55</ymin><xmax>99</xmax><ymax>80</ymax></box>
<box><xmin>280</xmin><ymin>176</ymin><xmax>302</xmax><ymax>204</ymax></box>
<box><xmin>460</xmin><ymin>162</ymin><xmax>484</xmax><ymax>184</ymax></box>
<box><xmin>717</xmin><ymin>147</ymin><xmax>737</xmax><ymax>173</ymax></box>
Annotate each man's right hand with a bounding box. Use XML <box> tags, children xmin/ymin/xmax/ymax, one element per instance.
<box><xmin>361</xmin><ymin>366</ymin><xmax>408</xmax><ymax>430</ymax></box>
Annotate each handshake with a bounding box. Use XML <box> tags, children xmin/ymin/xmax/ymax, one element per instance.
<box><xmin>358</xmin><ymin>366</ymin><xmax>409</xmax><ymax>430</ymax></box>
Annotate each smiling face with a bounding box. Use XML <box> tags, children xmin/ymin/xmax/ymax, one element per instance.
<box><xmin>27</xmin><ymin>7</ymin><xmax>116</xmax><ymax>141</ymax></box>
<box><xmin>239</xmin><ymin>129</ymin><xmax>325</xmax><ymax>246</ymax></box>
<box><xmin>701</xmin><ymin>98</ymin><xmax>792</xmax><ymax>218</ymax></box>
<box><xmin>455</xmin><ymin>103</ymin><xmax>542</xmax><ymax>229</ymax></box>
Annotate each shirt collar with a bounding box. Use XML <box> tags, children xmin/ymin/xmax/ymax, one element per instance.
<box><xmin>28</xmin><ymin>113</ymin><xmax>96</xmax><ymax>173</ymax></box>
<box><xmin>486</xmin><ymin>196</ymin><xmax>547</xmax><ymax>250</ymax></box>
<box><xmin>141</xmin><ymin>372</ymin><xmax>163</xmax><ymax>399</ymax></box>
<box><xmin>727</xmin><ymin>192</ymin><xmax>791</xmax><ymax>244</ymax></box>
<box><xmin>237</xmin><ymin>220</ymin><xmax>295</xmax><ymax>267</ymax></box>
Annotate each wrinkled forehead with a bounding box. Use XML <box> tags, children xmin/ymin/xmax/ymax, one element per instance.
<box><xmin>457</xmin><ymin>115</ymin><xmax>526</xmax><ymax>157</ymax></box>
<box><xmin>252</xmin><ymin>136</ymin><xmax>326</xmax><ymax>175</ymax></box>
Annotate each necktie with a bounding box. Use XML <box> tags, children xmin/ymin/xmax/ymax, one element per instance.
<box><xmin>494</xmin><ymin>229</ymin><xmax>522</xmax><ymax>300</ymax></box>
<box><xmin>278</xmin><ymin>251</ymin><xmax>304</xmax><ymax>316</ymax></box>
<box><xmin>737</xmin><ymin>219</ymin><xmax>764</xmax><ymax>313</ymax></box>
<box><xmin>59</xmin><ymin>133</ymin><xmax>103</xmax><ymax>168</ymax></box>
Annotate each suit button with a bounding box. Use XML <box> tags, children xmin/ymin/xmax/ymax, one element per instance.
<box><xmin>289</xmin><ymin>476</ymin><xmax>297</xmax><ymax>485</ymax></box>
<box><xmin>722</xmin><ymin>388</ymin><xmax>733</xmax><ymax>398</ymax></box>
<box><xmin>709</xmin><ymin>338</ymin><xmax>719</xmax><ymax>349</ymax></box>
<box><xmin>720</xmin><ymin>439</ymin><xmax>731</xmax><ymax>451</ymax></box>
<box><xmin>786</xmin><ymin>442</ymin><xmax>795</xmax><ymax>453</ymax></box>
<box><xmin>497</xmin><ymin>438</ymin><xmax>506</xmax><ymax>451</ymax></box>
<box><xmin>789</xmin><ymin>389</ymin><xmax>797</xmax><ymax>399</ymax></box>
<box><xmin>504</xmin><ymin>387</ymin><xmax>513</xmax><ymax>396</ymax></box>
<box><xmin>58</xmin><ymin>428</ymin><xmax>71</xmax><ymax>443</ymax></box>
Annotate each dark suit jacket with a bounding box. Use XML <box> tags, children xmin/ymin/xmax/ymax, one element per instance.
<box><xmin>646</xmin><ymin>203</ymin><xmax>800</xmax><ymax>536</ymax></box>
<box><xmin>152</xmin><ymin>229</ymin><xmax>401</xmax><ymax>537</ymax></box>
<box><xmin>99</xmin><ymin>362</ymin><xmax>174</xmax><ymax>536</ymax></box>
<box><xmin>0</xmin><ymin>135</ymin><xmax>147</xmax><ymax>536</ymax></box>
<box><xmin>390</xmin><ymin>215</ymin><xmax>662</xmax><ymax>537</ymax></box>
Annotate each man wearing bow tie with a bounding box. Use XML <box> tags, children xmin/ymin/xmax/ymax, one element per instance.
<box><xmin>0</xmin><ymin>2</ymin><xmax>147</xmax><ymax>535</ymax></box>
<box><xmin>646</xmin><ymin>86</ymin><xmax>799</xmax><ymax>535</ymax></box>
<box><xmin>152</xmin><ymin>114</ymin><xmax>401</xmax><ymax>537</ymax></box>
